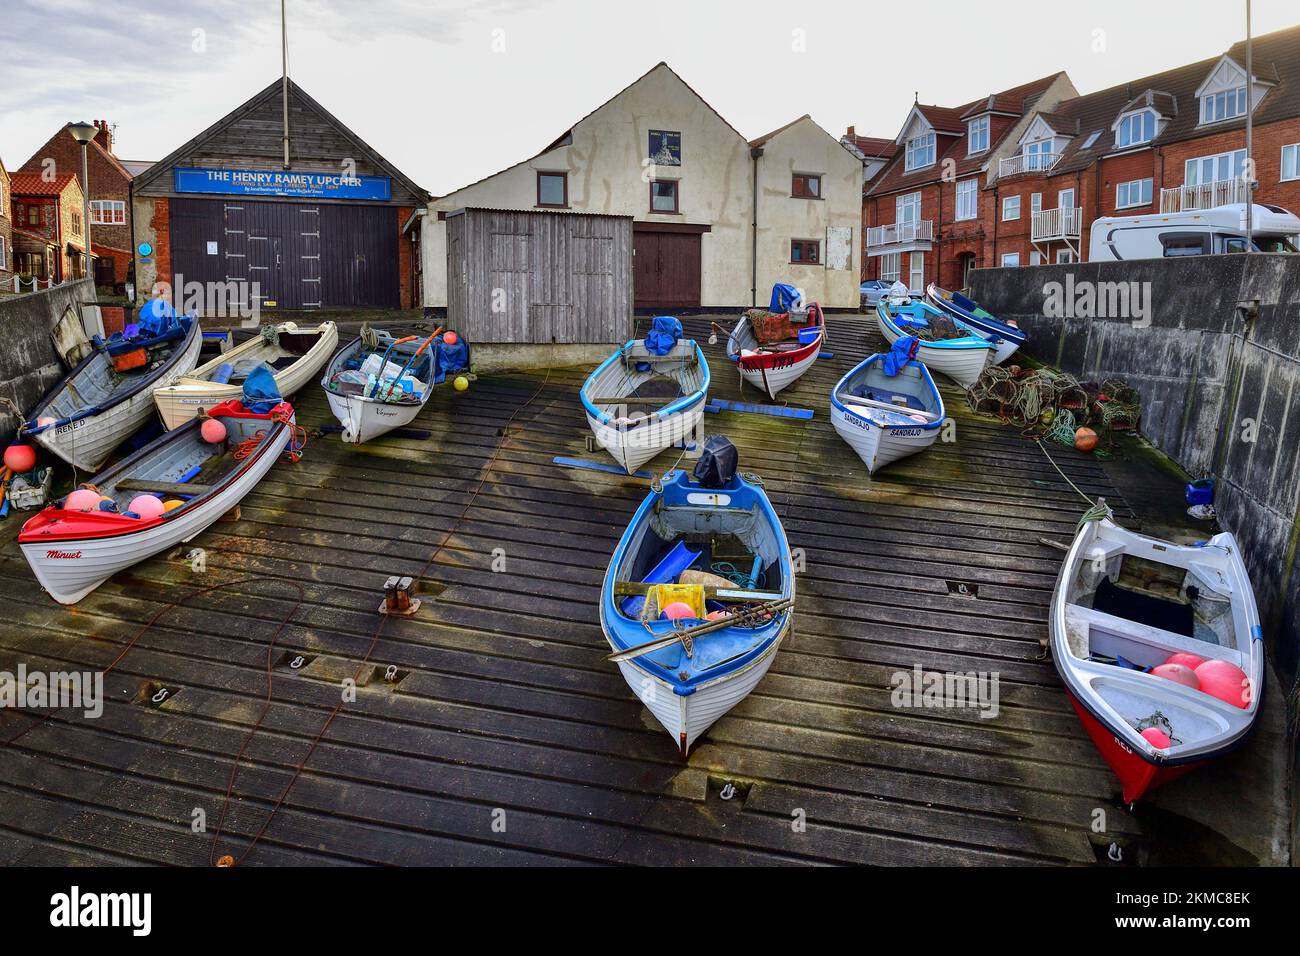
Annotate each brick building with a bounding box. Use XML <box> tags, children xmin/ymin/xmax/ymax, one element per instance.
<box><xmin>8</xmin><ymin>171</ymin><xmax>86</xmax><ymax>285</ymax></box>
<box><xmin>862</xmin><ymin>72</ymin><xmax>1077</xmax><ymax>290</ymax></box>
<box><xmin>860</xmin><ymin>23</ymin><xmax>1300</xmax><ymax>284</ymax></box>
<box><xmin>0</xmin><ymin>157</ymin><xmax>11</xmax><ymax>288</ymax></box>
<box><xmin>19</xmin><ymin>120</ymin><xmax>136</xmax><ymax>291</ymax></box>
<box><xmin>989</xmin><ymin>24</ymin><xmax>1300</xmax><ymax>266</ymax></box>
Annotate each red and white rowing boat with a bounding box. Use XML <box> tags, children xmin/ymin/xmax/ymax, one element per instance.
<box><xmin>725</xmin><ymin>303</ymin><xmax>825</xmax><ymax>399</ymax></box>
<box><xmin>19</xmin><ymin>399</ymin><xmax>300</xmax><ymax>605</ymax></box>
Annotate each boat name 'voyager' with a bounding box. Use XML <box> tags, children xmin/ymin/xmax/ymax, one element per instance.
<box><xmin>46</xmin><ymin>550</ymin><xmax>83</xmax><ymax>559</ymax></box>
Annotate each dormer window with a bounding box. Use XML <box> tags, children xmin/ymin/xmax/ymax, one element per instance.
<box><xmin>905</xmin><ymin>131</ymin><xmax>935</xmax><ymax>171</ymax></box>
<box><xmin>1023</xmin><ymin>139</ymin><xmax>1054</xmax><ymax>171</ymax></box>
<box><xmin>967</xmin><ymin>116</ymin><xmax>989</xmax><ymax>155</ymax></box>
<box><xmin>1115</xmin><ymin>110</ymin><xmax>1157</xmax><ymax>148</ymax></box>
<box><xmin>1202</xmin><ymin>86</ymin><xmax>1248</xmax><ymax>124</ymax></box>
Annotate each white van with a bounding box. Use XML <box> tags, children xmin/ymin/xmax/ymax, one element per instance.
<box><xmin>1087</xmin><ymin>203</ymin><xmax>1300</xmax><ymax>262</ymax></box>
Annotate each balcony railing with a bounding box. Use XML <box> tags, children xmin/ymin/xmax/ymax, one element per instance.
<box><xmin>866</xmin><ymin>219</ymin><xmax>933</xmax><ymax>253</ymax></box>
<box><xmin>1159</xmin><ymin>178</ymin><xmax>1251</xmax><ymax>213</ymax></box>
<box><xmin>1031</xmin><ymin>207</ymin><xmax>1082</xmax><ymax>242</ymax></box>
<box><xmin>998</xmin><ymin>152</ymin><xmax>1062</xmax><ymax>178</ymax></box>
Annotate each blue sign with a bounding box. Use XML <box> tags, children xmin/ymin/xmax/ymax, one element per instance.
<box><xmin>173</xmin><ymin>167</ymin><xmax>392</xmax><ymax>201</ymax></box>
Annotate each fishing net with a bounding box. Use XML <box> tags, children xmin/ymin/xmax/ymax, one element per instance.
<box><xmin>965</xmin><ymin>364</ymin><xmax>1141</xmax><ymax>448</ymax></box>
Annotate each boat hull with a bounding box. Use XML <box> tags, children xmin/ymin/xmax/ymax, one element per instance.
<box><xmin>20</xmin><ymin>412</ymin><xmax>293</xmax><ymax>604</ymax></box>
<box><xmin>326</xmin><ymin>388</ymin><xmax>424</xmax><ymax>444</ymax></box>
<box><xmin>925</xmin><ymin>284</ymin><xmax>1024</xmax><ymax>366</ymax></box>
<box><xmin>585</xmin><ymin>399</ymin><xmax>706</xmax><ymax>474</ymax></box>
<box><xmin>153</xmin><ymin>322</ymin><xmax>338</xmax><ymax>428</ymax></box>
<box><xmin>876</xmin><ymin>309</ymin><xmax>992</xmax><ymax>388</ymax></box>
<box><xmin>737</xmin><ymin>339</ymin><xmax>821</xmax><ymax>398</ymax></box>
<box><xmin>830</xmin><ymin>401</ymin><xmax>938</xmax><ymax>474</ymax></box>
<box><xmin>1066</xmin><ymin>692</ymin><xmax>1200</xmax><ymax>804</ymax></box>
<box><xmin>33</xmin><ymin>323</ymin><xmax>203</xmax><ymax>472</ymax></box>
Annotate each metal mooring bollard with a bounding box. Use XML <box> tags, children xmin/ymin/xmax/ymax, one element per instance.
<box><xmin>379</xmin><ymin>575</ymin><xmax>421</xmax><ymax>617</ymax></box>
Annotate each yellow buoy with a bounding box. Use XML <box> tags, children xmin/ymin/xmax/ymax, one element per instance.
<box><xmin>163</xmin><ymin>499</ymin><xmax>184</xmax><ymax>512</ymax></box>
<box><xmin>453</xmin><ymin>376</ymin><xmax>470</xmax><ymax>392</ymax></box>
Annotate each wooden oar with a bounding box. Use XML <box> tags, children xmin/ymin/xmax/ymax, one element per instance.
<box><xmin>607</xmin><ymin>597</ymin><xmax>794</xmax><ymax>663</ymax></box>
<box><xmin>613</xmin><ymin>581</ymin><xmax>783</xmax><ymax>603</ymax></box>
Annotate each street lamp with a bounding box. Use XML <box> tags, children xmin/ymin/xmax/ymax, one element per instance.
<box><xmin>68</xmin><ymin>120</ymin><xmax>98</xmax><ymax>282</ymax></box>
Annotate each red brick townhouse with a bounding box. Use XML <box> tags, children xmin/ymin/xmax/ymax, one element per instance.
<box><xmin>8</xmin><ymin>171</ymin><xmax>86</xmax><ymax>285</ymax></box>
<box><xmin>861</xmin><ymin>72</ymin><xmax>1077</xmax><ymax>290</ymax></box>
<box><xmin>20</xmin><ymin>120</ymin><xmax>136</xmax><ymax>291</ymax></box>
<box><xmin>989</xmin><ymin>24</ymin><xmax>1300</xmax><ymax>267</ymax></box>
<box><xmin>0</xmin><ymin>156</ymin><xmax>12</xmax><ymax>288</ymax></box>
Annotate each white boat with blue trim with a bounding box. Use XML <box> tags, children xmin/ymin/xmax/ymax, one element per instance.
<box><xmin>831</xmin><ymin>352</ymin><xmax>945</xmax><ymax>474</ymax></box>
<box><xmin>876</xmin><ymin>299</ymin><xmax>995</xmax><ymax>388</ymax></box>
<box><xmin>600</xmin><ymin>448</ymin><xmax>793</xmax><ymax>756</ymax></box>
<box><xmin>581</xmin><ymin>334</ymin><xmax>709</xmax><ymax>475</ymax></box>
<box><xmin>925</xmin><ymin>283</ymin><xmax>1025</xmax><ymax>364</ymax></box>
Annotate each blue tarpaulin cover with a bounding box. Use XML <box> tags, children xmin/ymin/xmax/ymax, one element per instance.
<box><xmin>431</xmin><ymin>337</ymin><xmax>470</xmax><ymax>385</ymax></box>
<box><xmin>242</xmin><ymin>362</ymin><xmax>282</xmax><ymax>413</ymax></box>
<box><xmin>883</xmin><ymin>335</ymin><xmax>920</xmax><ymax>376</ymax></box>
<box><xmin>644</xmin><ymin>316</ymin><xmax>682</xmax><ymax>356</ymax></box>
<box><xmin>769</xmin><ymin>283</ymin><xmax>800</xmax><ymax>313</ymax></box>
<box><xmin>138</xmin><ymin>298</ymin><xmax>177</xmax><ymax>336</ymax></box>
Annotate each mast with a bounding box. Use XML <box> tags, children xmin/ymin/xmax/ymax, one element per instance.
<box><xmin>281</xmin><ymin>0</ymin><xmax>290</xmax><ymax>169</ymax></box>
<box><xmin>1245</xmin><ymin>0</ymin><xmax>1253</xmax><ymax>251</ymax></box>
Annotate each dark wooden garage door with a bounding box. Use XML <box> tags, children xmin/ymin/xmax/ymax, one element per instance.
<box><xmin>169</xmin><ymin>198</ymin><xmax>397</xmax><ymax>310</ymax></box>
<box><xmin>633</xmin><ymin>224</ymin><xmax>705</xmax><ymax>310</ymax></box>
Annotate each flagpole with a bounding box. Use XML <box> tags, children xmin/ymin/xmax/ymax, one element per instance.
<box><xmin>1245</xmin><ymin>0</ymin><xmax>1253</xmax><ymax>252</ymax></box>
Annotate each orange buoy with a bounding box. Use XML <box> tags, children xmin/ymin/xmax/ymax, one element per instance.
<box><xmin>443</xmin><ymin>331</ymin><xmax>459</xmax><ymax>346</ymax></box>
<box><xmin>1074</xmin><ymin>427</ymin><xmax>1099</xmax><ymax>452</ymax></box>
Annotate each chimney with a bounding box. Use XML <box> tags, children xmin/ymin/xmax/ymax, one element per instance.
<box><xmin>847</xmin><ymin>125</ymin><xmax>856</xmax><ymax>138</ymax></box>
<box><xmin>93</xmin><ymin>119</ymin><xmax>113</xmax><ymax>154</ymax></box>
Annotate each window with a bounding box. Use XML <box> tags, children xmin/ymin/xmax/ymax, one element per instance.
<box><xmin>790</xmin><ymin>239</ymin><xmax>821</xmax><ymax>264</ymax></box>
<box><xmin>909</xmin><ymin>253</ymin><xmax>924</xmax><ymax>291</ymax></box>
<box><xmin>1116</xmin><ymin>178</ymin><xmax>1153</xmax><ymax>209</ymax></box>
<box><xmin>650</xmin><ymin>180</ymin><xmax>679</xmax><ymax>213</ymax></box>
<box><xmin>1029</xmin><ymin>251</ymin><xmax>1043</xmax><ymax>266</ymax></box>
<box><xmin>1081</xmin><ymin>130</ymin><xmax>1102</xmax><ymax>150</ymax></box>
<box><xmin>792</xmin><ymin>173</ymin><xmax>822</xmax><ymax>198</ymax></box>
<box><xmin>70</xmin><ymin>211</ymin><xmax>83</xmax><ymax>238</ymax></box>
<box><xmin>1201</xmin><ymin>87</ymin><xmax>1248</xmax><ymax>124</ymax></box>
<box><xmin>1001</xmin><ymin>253</ymin><xmax>1020</xmax><ymax>267</ymax></box>
<box><xmin>90</xmin><ymin>200</ymin><xmax>126</xmax><ymax>225</ymax></box>
<box><xmin>1058</xmin><ymin>188</ymin><xmax>1076</xmax><ymax>210</ymax></box>
<box><xmin>1160</xmin><ymin>233</ymin><xmax>1209</xmax><ymax>257</ymax></box>
<box><xmin>955</xmin><ymin>178</ymin><xmax>978</xmax><ymax>221</ymax></box>
<box><xmin>1024</xmin><ymin>139</ymin><xmax>1055</xmax><ymax>171</ymax></box>
<box><xmin>1284</xmin><ymin>144</ymin><xmax>1300</xmax><ymax>182</ymax></box>
<box><xmin>896</xmin><ymin>191</ymin><xmax>921</xmax><ymax>225</ymax></box>
<box><xmin>26</xmin><ymin>205</ymin><xmax>41</xmax><ymax>227</ymax></box>
<box><xmin>905</xmin><ymin>131</ymin><xmax>936</xmax><ymax>170</ymax></box>
<box><xmin>536</xmin><ymin>171</ymin><xmax>568</xmax><ymax>208</ymax></box>
<box><xmin>1185</xmin><ymin>149</ymin><xmax>1246</xmax><ymax>185</ymax></box>
<box><xmin>880</xmin><ymin>252</ymin><xmax>901</xmax><ymax>283</ymax></box>
<box><xmin>1031</xmin><ymin>193</ymin><xmax>1043</xmax><ymax>215</ymax></box>
<box><xmin>1116</xmin><ymin>110</ymin><xmax>1157</xmax><ymax>148</ymax></box>
<box><xmin>967</xmin><ymin>116</ymin><xmax>989</xmax><ymax>154</ymax></box>
<box><xmin>1056</xmin><ymin>249</ymin><xmax>1074</xmax><ymax>264</ymax></box>
<box><xmin>1002</xmin><ymin>195</ymin><xmax>1021</xmax><ymax>221</ymax></box>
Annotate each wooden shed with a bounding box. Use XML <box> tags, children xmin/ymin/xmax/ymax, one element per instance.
<box><xmin>446</xmin><ymin>208</ymin><xmax>633</xmax><ymax>344</ymax></box>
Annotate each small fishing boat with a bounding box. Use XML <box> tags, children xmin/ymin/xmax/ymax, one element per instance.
<box><xmin>24</xmin><ymin>308</ymin><xmax>202</xmax><ymax>472</ymax></box>
<box><xmin>725</xmin><ymin>302</ymin><xmax>825</xmax><ymax>399</ymax></box>
<box><xmin>876</xmin><ymin>299</ymin><xmax>995</xmax><ymax>388</ymax></box>
<box><xmin>599</xmin><ymin>439</ymin><xmax>794</xmax><ymax>756</ymax></box>
<box><xmin>153</xmin><ymin>320</ymin><xmax>338</xmax><ymax>428</ymax></box>
<box><xmin>19</xmin><ymin>397</ymin><xmax>300</xmax><ymax>605</ymax></box>
<box><xmin>322</xmin><ymin>326</ymin><xmax>468</xmax><ymax>443</ymax></box>
<box><xmin>1050</xmin><ymin>508</ymin><xmax>1263</xmax><ymax>803</ymax></box>
<box><xmin>925</xmin><ymin>283</ymin><xmax>1024</xmax><ymax>364</ymax></box>
<box><xmin>830</xmin><ymin>352</ymin><xmax>945</xmax><ymax>474</ymax></box>
<box><xmin>581</xmin><ymin>322</ymin><xmax>709</xmax><ymax>475</ymax></box>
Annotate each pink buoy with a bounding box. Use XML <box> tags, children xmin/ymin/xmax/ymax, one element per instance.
<box><xmin>65</xmin><ymin>488</ymin><xmax>101</xmax><ymax>512</ymax></box>
<box><xmin>706</xmin><ymin>610</ymin><xmax>729</xmax><ymax>621</ymax></box>
<box><xmin>128</xmin><ymin>494</ymin><xmax>166</xmax><ymax>519</ymax></box>
<box><xmin>4</xmin><ymin>443</ymin><xmax>37</xmax><ymax>474</ymax></box>
<box><xmin>1140</xmin><ymin>727</ymin><xmax>1172</xmax><ymax>749</ymax></box>
<box><xmin>1151</xmin><ymin>663</ymin><xmax>1200</xmax><ymax>689</ymax></box>
<box><xmin>660</xmin><ymin>601</ymin><xmax>697</xmax><ymax>621</ymax></box>
<box><xmin>1165</xmin><ymin>651</ymin><xmax>1206</xmax><ymax>670</ymax></box>
<box><xmin>1194</xmin><ymin>659</ymin><xmax>1251</xmax><ymax>709</ymax></box>
<box><xmin>201</xmin><ymin>418</ymin><xmax>228</xmax><ymax>443</ymax></box>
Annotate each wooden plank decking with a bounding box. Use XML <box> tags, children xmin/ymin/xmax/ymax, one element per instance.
<box><xmin>0</xmin><ymin>313</ymin><xmax>1157</xmax><ymax>866</ymax></box>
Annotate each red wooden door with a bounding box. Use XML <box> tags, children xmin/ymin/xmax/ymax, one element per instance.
<box><xmin>634</xmin><ymin>226</ymin><xmax>701</xmax><ymax>309</ymax></box>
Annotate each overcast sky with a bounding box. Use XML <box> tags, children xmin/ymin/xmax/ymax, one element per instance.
<box><xmin>1</xmin><ymin>0</ymin><xmax>1295</xmax><ymax>196</ymax></box>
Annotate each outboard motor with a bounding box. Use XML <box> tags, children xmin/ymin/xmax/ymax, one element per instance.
<box><xmin>692</xmin><ymin>435</ymin><xmax>738</xmax><ymax>489</ymax></box>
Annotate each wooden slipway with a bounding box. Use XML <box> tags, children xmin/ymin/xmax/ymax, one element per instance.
<box><xmin>0</xmin><ymin>314</ymin><xmax>1174</xmax><ymax>866</ymax></box>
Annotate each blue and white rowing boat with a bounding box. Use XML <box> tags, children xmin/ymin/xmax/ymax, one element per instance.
<box><xmin>925</xmin><ymin>283</ymin><xmax>1025</xmax><ymax>364</ymax></box>
<box><xmin>831</xmin><ymin>353</ymin><xmax>945</xmax><ymax>474</ymax></box>
<box><xmin>876</xmin><ymin>300</ymin><xmax>995</xmax><ymax>388</ymax></box>
<box><xmin>599</xmin><ymin>453</ymin><xmax>793</xmax><ymax>756</ymax></box>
